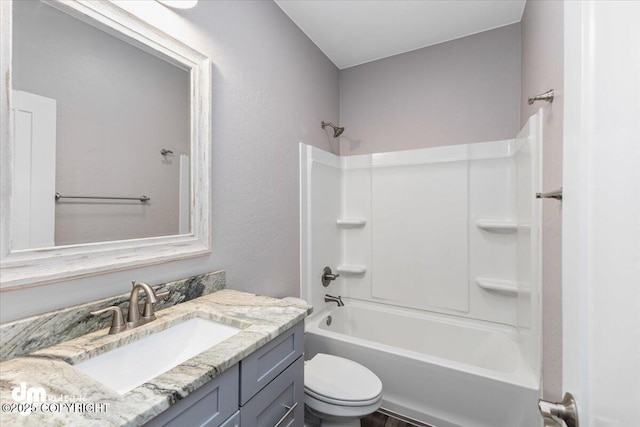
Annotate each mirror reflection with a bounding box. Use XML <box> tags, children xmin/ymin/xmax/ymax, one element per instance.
<box><xmin>11</xmin><ymin>0</ymin><xmax>191</xmax><ymax>249</ymax></box>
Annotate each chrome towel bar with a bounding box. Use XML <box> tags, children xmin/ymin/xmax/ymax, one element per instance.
<box><xmin>528</xmin><ymin>89</ymin><xmax>555</xmax><ymax>105</ymax></box>
<box><xmin>55</xmin><ymin>193</ymin><xmax>150</xmax><ymax>202</ymax></box>
<box><xmin>536</xmin><ymin>188</ymin><xmax>562</xmax><ymax>201</ymax></box>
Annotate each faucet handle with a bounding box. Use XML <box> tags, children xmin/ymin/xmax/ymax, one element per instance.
<box><xmin>142</xmin><ymin>289</ymin><xmax>170</xmax><ymax>319</ymax></box>
<box><xmin>322</xmin><ymin>267</ymin><xmax>340</xmax><ymax>287</ymax></box>
<box><xmin>90</xmin><ymin>306</ymin><xmax>127</xmax><ymax>335</ymax></box>
<box><xmin>155</xmin><ymin>290</ymin><xmax>170</xmax><ymax>300</ymax></box>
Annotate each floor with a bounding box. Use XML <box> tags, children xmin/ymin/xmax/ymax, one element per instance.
<box><xmin>361</xmin><ymin>411</ymin><xmax>426</xmax><ymax>427</ymax></box>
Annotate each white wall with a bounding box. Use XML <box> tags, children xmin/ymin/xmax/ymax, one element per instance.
<box><xmin>520</xmin><ymin>0</ymin><xmax>564</xmax><ymax>401</ymax></box>
<box><xmin>0</xmin><ymin>0</ymin><xmax>339</xmax><ymax>322</ymax></box>
<box><xmin>339</xmin><ymin>23</ymin><xmax>521</xmax><ymax>156</ymax></box>
<box><xmin>13</xmin><ymin>0</ymin><xmax>190</xmax><ymax>245</ymax></box>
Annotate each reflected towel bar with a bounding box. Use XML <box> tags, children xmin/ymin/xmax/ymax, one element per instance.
<box><xmin>55</xmin><ymin>193</ymin><xmax>150</xmax><ymax>202</ymax></box>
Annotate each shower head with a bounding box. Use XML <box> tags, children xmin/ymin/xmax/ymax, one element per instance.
<box><xmin>321</xmin><ymin>121</ymin><xmax>345</xmax><ymax>138</ymax></box>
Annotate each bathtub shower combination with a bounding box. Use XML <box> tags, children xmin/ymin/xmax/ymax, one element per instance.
<box><xmin>300</xmin><ymin>112</ymin><xmax>543</xmax><ymax>427</ymax></box>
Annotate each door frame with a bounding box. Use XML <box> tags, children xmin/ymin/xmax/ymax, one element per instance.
<box><xmin>562</xmin><ymin>1</ymin><xmax>640</xmax><ymax>425</ymax></box>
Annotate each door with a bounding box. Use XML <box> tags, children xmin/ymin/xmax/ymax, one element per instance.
<box><xmin>11</xmin><ymin>90</ymin><xmax>57</xmax><ymax>250</ymax></box>
<box><xmin>561</xmin><ymin>1</ymin><xmax>640</xmax><ymax>426</ymax></box>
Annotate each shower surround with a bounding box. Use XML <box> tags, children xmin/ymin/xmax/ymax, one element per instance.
<box><xmin>300</xmin><ymin>112</ymin><xmax>543</xmax><ymax>426</ymax></box>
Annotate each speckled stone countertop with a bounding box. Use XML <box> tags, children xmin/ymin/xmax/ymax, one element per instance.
<box><xmin>0</xmin><ymin>290</ymin><xmax>311</xmax><ymax>426</ymax></box>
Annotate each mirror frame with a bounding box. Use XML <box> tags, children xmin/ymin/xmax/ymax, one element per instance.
<box><xmin>0</xmin><ymin>0</ymin><xmax>211</xmax><ymax>289</ymax></box>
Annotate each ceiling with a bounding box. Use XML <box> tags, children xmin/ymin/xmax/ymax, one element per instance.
<box><xmin>274</xmin><ymin>0</ymin><xmax>526</xmax><ymax>69</ymax></box>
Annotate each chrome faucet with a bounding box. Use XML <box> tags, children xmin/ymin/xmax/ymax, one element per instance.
<box><xmin>324</xmin><ymin>294</ymin><xmax>344</xmax><ymax>307</ymax></box>
<box><xmin>91</xmin><ymin>280</ymin><xmax>169</xmax><ymax>334</ymax></box>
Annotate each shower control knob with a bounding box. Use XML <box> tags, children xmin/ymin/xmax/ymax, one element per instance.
<box><xmin>322</xmin><ymin>267</ymin><xmax>340</xmax><ymax>287</ymax></box>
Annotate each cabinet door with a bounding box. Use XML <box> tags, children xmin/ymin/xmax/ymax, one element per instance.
<box><xmin>145</xmin><ymin>364</ymin><xmax>239</xmax><ymax>427</ymax></box>
<box><xmin>240</xmin><ymin>356</ymin><xmax>304</xmax><ymax>427</ymax></box>
<box><xmin>240</xmin><ymin>321</ymin><xmax>304</xmax><ymax>404</ymax></box>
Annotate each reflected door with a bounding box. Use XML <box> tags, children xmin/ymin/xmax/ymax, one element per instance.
<box><xmin>11</xmin><ymin>90</ymin><xmax>56</xmax><ymax>249</ymax></box>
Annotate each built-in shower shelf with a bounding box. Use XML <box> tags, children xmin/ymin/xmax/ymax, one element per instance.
<box><xmin>336</xmin><ymin>265</ymin><xmax>367</xmax><ymax>274</ymax></box>
<box><xmin>475</xmin><ymin>220</ymin><xmax>528</xmax><ymax>231</ymax></box>
<box><xmin>475</xmin><ymin>278</ymin><xmax>530</xmax><ymax>296</ymax></box>
<box><xmin>336</xmin><ymin>218</ymin><xmax>367</xmax><ymax>228</ymax></box>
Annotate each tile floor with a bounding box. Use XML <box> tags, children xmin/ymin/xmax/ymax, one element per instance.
<box><xmin>361</xmin><ymin>411</ymin><xmax>427</xmax><ymax>427</ymax></box>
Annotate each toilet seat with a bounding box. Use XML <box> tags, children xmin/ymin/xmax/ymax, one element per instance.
<box><xmin>304</xmin><ymin>353</ymin><xmax>383</xmax><ymax>407</ymax></box>
<box><xmin>305</xmin><ymin>387</ymin><xmax>381</xmax><ymax>407</ymax></box>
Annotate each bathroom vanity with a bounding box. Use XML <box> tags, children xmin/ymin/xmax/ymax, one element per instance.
<box><xmin>145</xmin><ymin>322</ymin><xmax>304</xmax><ymax>427</ymax></box>
<box><xmin>0</xmin><ymin>287</ymin><xmax>310</xmax><ymax>427</ymax></box>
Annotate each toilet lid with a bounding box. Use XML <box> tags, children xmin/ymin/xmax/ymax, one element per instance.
<box><xmin>304</xmin><ymin>353</ymin><xmax>382</xmax><ymax>404</ymax></box>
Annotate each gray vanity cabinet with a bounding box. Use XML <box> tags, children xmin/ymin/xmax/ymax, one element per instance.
<box><xmin>239</xmin><ymin>356</ymin><xmax>304</xmax><ymax>427</ymax></box>
<box><xmin>145</xmin><ymin>321</ymin><xmax>304</xmax><ymax>427</ymax></box>
<box><xmin>239</xmin><ymin>322</ymin><xmax>305</xmax><ymax>426</ymax></box>
<box><xmin>239</xmin><ymin>322</ymin><xmax>304</xmax><ymax>404</ymax></box>
<box><xmin>145</xmin><ymin>364</ymin><xmax>239</xmax><ymax>427</ymax></box>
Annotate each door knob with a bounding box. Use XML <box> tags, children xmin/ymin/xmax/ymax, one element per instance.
<box><xmin>539</xmin><ymin>393</ymin><xmax>579</xmax><ymax>427</ymax></box>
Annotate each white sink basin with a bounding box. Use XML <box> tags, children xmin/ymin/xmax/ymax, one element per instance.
<box><xmin>73</xmin><ymin>317</ymin><xmax>241</xmax><ymax>394</ymax></box>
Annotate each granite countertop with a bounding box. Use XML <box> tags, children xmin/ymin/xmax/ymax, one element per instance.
<box><xmin>0</xmin><ymin>289</ymin><xmax>311</xmax><ymax>426</ymax></box>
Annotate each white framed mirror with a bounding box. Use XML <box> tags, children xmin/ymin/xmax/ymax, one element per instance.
<box><xmin>0</xmin><ymin>0</ymin><xmax>211</xmax><ymax>289</ymax></box>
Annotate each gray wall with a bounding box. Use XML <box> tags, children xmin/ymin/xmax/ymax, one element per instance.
<box><xmin>13</xmin><ymin>0</ymin><xmax>190</xmax><ymax>245</ymax></box>
<box><xmin>339</xmin><ymin>23</ymin><xmax>521</xmax><ymax>155</ymax></box>
<box><xmin>521</xmin><ymin>0</ymin><xmax>564</xmax><ymax>401</ymax></box>
<box><xmin>1</xmin><ymin>1</ymin><xmax>339</xmax><ymax>322</ymax></box>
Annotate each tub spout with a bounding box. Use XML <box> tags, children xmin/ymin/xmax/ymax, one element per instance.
<box><xmin>325</xmin><ymin>294</ymin><xmax>344</xmax><ymax>307</ymax></box>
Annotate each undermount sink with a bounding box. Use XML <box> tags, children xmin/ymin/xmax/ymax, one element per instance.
<box><xmin>73</xmin><ymin>317</ymin><xmax>242</xmax><ymax>394</ymax></box>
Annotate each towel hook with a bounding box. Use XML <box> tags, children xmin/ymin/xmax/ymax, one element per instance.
<box><xmin>528</xmin><ymin>89</ymin><xmax>554</xmax><ymax>105</ymax></box>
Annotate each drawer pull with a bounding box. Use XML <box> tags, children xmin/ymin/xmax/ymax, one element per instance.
<box><xmin>274</xmin><ymin>402</ymin><xmax>298</xmax><ymax>427</ymax></box>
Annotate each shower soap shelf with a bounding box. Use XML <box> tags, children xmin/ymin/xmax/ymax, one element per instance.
<box><xmin>336</xmin><ymin>218</ymin><xmax>367</xmax><ymax>228</ymax></box>
<box><xmin>336</xmin><ymin>265</ymin><xmax>367</xmax><ymax>274</ymax></box>
<box><xmin>475</xmin><ymin>220</ymin><xmax>529</xmax><ymax>231</ymax></box>
<box><xmin>476</xmin><ymin>278</ymin><xmax>530</xmax><ymax>296</ymax></box>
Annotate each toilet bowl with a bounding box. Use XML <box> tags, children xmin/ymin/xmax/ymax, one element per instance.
<box><xmin>304</xmin><ymin>353</ymin><xmax>383</xmax><ymax>427</ymax></box>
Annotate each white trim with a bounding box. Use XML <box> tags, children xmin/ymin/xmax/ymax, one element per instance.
<box><xmin>0</xmin><ymin>0</ymin><xmax>211</xmax><ymax>290</ymax></box>
<box><xmin>563</xmin><ymin>1</ymin><xmax>640</xmax><ymax>424</ymax></box>
<box><xmin>562</xmin><ymin>0</ymin><xmax>593</xmax><ymax>417</ymax></box>
<box><xmin>299</xmin><ymin>143</ymin><xmax>312</xmax><ymax>302</ymax></box>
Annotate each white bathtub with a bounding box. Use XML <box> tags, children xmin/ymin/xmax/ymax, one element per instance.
<box><xmin>305</xmin><ymin>301</ymin><xmax>540</xmax><ymax>427</ymax></box>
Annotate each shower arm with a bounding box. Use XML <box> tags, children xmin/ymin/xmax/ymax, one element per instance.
<box><xmin>321</xmin><ymin>121</ymin><xmax>345</xmax><ymax>137</ymax></box>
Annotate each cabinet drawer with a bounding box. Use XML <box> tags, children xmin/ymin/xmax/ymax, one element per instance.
<box><xmin>240</xmin><ymin>321</ymin><xmax>304</xmax><ymax>404</ymax></box>
<box><xmin>240</xmin><ymin>356</ymin><xmax>304</xmax><ymax>427</ymax></box>
<box><xmin>145</xmin><ymin>364</ymin><xmax>239</xmax><ymax>427</ymax></box>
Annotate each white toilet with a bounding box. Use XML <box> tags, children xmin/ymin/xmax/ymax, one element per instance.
<box><xmin>304</xmin><ymin>353</ymin><xmax>383</xmax><ymax>427</ymax></box>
